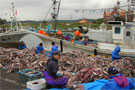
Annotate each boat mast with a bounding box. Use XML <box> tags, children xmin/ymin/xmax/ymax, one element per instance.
<box><xmin>10</xmin><ymin>2</ymin><xmax>18</xmax><ymax>31</ymax></box>
<box><xmin>51</xmin><ymin>0</ymin><xmax>61</xmax><ymax>33</ymax></box>
<box><xmin>10</xmin><ymin>2</ymin><xmax>14</xmax><ymax>31</ymax></box>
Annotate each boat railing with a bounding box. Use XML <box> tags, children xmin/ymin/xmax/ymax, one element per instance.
<box><xmin>0</xmin><ymin>26</ymin><xmax>27</xmax><ymax>35</ymax></box>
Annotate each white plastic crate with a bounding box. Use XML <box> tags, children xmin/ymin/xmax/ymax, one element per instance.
<box><xmin>27</xmin><ymin>78</ymin><xmax>46</xmax><ymax>90</ymax></box>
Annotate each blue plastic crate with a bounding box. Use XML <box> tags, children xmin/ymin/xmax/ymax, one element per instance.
<box><xmin>19</xmin><ymin>69</ymin><xmax>42</xmax><ymax>84</ymax></box>
<box><xmin>74</xmin><ymin>41</ymin><xmax>84</xmax><ymax>45</ymax></box>
<box><xmin>45</xmin><ymin>51</ymin><xmax>50</xmax><ymax>57</ymax></box>
<box><xmin>93</xmin><ymin>41</ymin><xmax>97</xmax><ymax>44</ymax></box>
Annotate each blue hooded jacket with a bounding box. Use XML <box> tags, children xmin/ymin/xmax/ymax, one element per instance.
<box><xmin>19</xmin><ymin>44</ymin><xmax>26</xmax><ymax>50</ymax></box>
<box><xmin>49</xmin><ymin>45</ymin><xmax>58</xmax><ymax>57</ymax></box>
<box><xmin>112</xmin><ymin>46</ymin><xmax>120</xmax><ymax>61</ymax></box>
<box><xmin>101</xmin><ymin>74</ymin><xmax>135</xmax><ymax>90</ymax></box>
<box><xmin>36</xmin><ymin>44</ymin><xmax>44</xmax><ymax>54</ymax></box>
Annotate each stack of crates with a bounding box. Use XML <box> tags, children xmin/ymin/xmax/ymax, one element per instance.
<box><xmin>19</xmin><ymin>69</ymin><xmax>42</xmax><ymax>84</ymax></box>
<box><xmin>45</xmin><ymin>51</ymin><xmax>50</xmax><ymax>57</ymax></box>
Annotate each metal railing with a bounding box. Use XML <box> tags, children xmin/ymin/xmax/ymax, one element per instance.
<box><xmin>0</xmin><ymin>26</ymin><xmax>26</xmax><ymax>35</ymax></box>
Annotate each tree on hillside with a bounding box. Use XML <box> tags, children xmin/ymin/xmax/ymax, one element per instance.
<box><xmin>96</xmin><ymin>18</ymin><xmax>104</xmax><ymax>24</ymax></box>
<box><xmin>0</xmin><ymin>18</ymin><xmax>7</xmax><ymax>25</ymax></box>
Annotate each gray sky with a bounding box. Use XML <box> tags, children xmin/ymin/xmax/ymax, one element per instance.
<box><xmin>0</xmin><ymin>0</ymin><xmax>128</xmax><ymax>21</ymax></box>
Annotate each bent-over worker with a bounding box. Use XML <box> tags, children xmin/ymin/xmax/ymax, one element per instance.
<box><xmin>44</xmin><ymin>51</ymin><xmax>68</xmax><ymax>88</ymax></box>
<box><xmin>19</xmin><ymin>41</ymin><xmax>26</xmax><ymax>50</ymax></box>
<box><xmin>49</xmin><ymin>42</ymin><xmax>58</xmax><ymax>57</ymax></box>
<box><xmin>112</xmin><ymin>46</ymin><xmax>121</xmax><ymax>61</ymax></box>
<box><xmin>36</xmin><ymin>43</ymin><xmax>44</xmax><ymax>54</ymax></box>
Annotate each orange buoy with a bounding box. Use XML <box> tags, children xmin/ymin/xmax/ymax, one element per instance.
<box><xmin>109</xmin><ymin>12</ymin><xmax>112</xmax><ymax>16</ymax></box>
<box><xmin>42</xmin><ymin>31</ymin><xmax>46</xmax><ymax>35</ymax></box>
<box><xmin>104</xmin><ymin>11</ymin><xmax>107</xmax><ymax>17</ymax></box>
<box><xmin>42</xmin><ymin>31</ymin><xmax>48</xmax><ymax>36</ymax></box>
<box><xmin>71</xmin><ymin>40</ymin><xmax>74</xmax><ymax>43</ymax></box>
<box><xmin>119</xmin><ymin>11</ymin><xmax>125</xmax><ymax>16</ymax></box>
<box><xmin>38</xmin><ymin>30</ymin><xmax>44</xmax><ymax>34</ymax></box>
<box><xmin>75</xmin><ymin>30</ymin><xmax>81</xmax><ymax>36</ymax></box>
<box><xmin>57</xmin><ymin>30</ymin><xmax>62</xmax><ymax>35</ymax></box>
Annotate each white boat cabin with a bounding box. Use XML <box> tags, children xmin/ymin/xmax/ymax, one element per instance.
<box><xmin>108</xmin><ymin>21</ymin><xmax>135</xmax><ymax>46</ymax></box>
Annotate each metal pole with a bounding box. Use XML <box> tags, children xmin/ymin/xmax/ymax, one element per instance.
<box><xmin>60</xmin><ymin>39</ymin><xmax>63</xmax><ymax>52</ymax></box>
<box><xmin>53</xmin><ymin>0</ymin><xmax>61</xmax><ymax>33</ymax></box>
<box><xmin>11</xmin><ymin>2</ymin><xmax>14</xmax><ymax>31</ymax></box>
<box><xmin>11</xmin><ymin>17</ymin><xmax>13</xmax><ymax>31</ymax></box>
<box><xmin>125</xmin><ymin>12</ymin><xmax>128</xmax><ymax>22</ymax></box>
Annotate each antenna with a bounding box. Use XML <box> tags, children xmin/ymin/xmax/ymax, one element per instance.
<box><xmin>117</xmin><ymin>0</ymin><xmax>120</xmax><ymax>12</ymax></box>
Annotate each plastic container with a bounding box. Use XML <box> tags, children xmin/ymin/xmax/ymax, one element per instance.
<box><xmin>27</xmin><ymin>78</ymin><xmax>46</xmax><ymax>90</ymax></box>
<box><xmin>74</xmin><ymin>41</ymin><xmax>84</xmax><ymax>45</ymax></box>
<box><xmin>19</xmin><ymin>69</ymin><xmax>42</xmax><ymax>84</ymax></box>
<box><xmin>45</xmin><ymin>51</ymin><xmax>50</xmax><ymax>57</ymax></box>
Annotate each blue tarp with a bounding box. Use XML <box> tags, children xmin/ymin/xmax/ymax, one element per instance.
<box><xmin>48</xmin><ymin>88</ymin><xmax>70</xmax><ymax>90</ymax></box>
<box><xmin>81</xmin><ymin>79</ymin><xmax>108</xmax><ymax>90</ymax></box>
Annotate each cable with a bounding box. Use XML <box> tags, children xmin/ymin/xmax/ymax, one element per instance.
<box><xmin>54</xmin><ymin>0</ymin><xmax>61</xmax><ymax>31</ymax></box>
<box><xmin>58</xmin><ymin>5</ymin><xmax>129</xmax><ymax>11</ymax></box>
<box><xmin>39</xmin><ymin>4</ymin><xmax>53</xmax><ymax>28</ymax></box>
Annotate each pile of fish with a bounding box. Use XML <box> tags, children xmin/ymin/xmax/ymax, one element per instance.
<box><xmin>0</xmin><ymin>47</ymin><xmax>48</xmax><ymax>72</ymax></box>
<box><xmin>0</xmin><ymin>47</ymin><xmax>135</xmax><ymax>89</ymax></box>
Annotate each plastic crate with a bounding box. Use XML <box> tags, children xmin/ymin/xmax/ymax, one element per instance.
<box><xmin>19</xmin><ymin>69</ymin><xmax>42</xmax><ymax>84</ymax></box>
<box><xmin>93</xmin><ymin>41</ymin><xmax>97</xmax><ymax>44</ymax></box>
<box><xmin>45</xmin><ymin>51</ymin><xmax>50</xmax><ymax>57</ymax></box>
<box><xmin>74</xmin><ymin>41</ymin><xmax>84</xmax><ymax>45</ymax></box>
<box><xmin>27</xmin><ymin>78</ymin><xmax>46</xmax><ymax>90</ymax></box>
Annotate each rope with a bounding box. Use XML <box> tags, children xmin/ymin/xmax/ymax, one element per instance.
<box><xmin>39</xmin><ymin>4</ymin><xmax>53</xmax><ymax>28</ymax></box>
<box><xmin>54</xmin><ymin>0</ymin><xmax>61</xmax><ymax>32</ymax></box>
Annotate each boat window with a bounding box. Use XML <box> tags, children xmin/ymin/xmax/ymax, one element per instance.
<box><xmin>126</xmin><ymin>31</ymin><xmax>130</xmax><ymax>36</ymax></box>
<box><xmin>115</xmin><ymin>27</ymin><xmax>121</xmax><ymax>34</ymax></box>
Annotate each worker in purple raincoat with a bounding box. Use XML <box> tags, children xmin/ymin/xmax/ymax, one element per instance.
<box><xmin>83</xmin><ymin>36</ymin><xmax>88</xmax><ymax>45</ymax></box>
<box><xmin>101</xmin><ymin>67</ymin><xmax>135</xmax><ymax>90</ymax></box>
<box><xmin>44</xmin><ymin>51</ymin><xmax>68</xmax><ymax>88</ymax></box>
<box><xmin>65</xmin><ymin>33</ymin><xmax>71</xmax><ymax>41</ymax></box>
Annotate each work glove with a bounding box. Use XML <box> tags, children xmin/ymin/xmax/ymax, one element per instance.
<box><xmin>40</xmin><ymin>51</ymin><xmax>43</xmax><ymax>54</ymax></box>
<box><xmin>56</xmin><ymin>71</ymin><xmax>64</xmax><ymax>77</ymax></box>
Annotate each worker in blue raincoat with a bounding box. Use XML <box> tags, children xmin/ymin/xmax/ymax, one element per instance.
<box><xmin>101</xmin><ymin>67</ymin><xmax>135</xmax><ymax>90</ymax></box>
<box><xmin>36</xmin><ymin>43</ymin><xmax>44</xmax><ymax>54</ymax></box>
<box><xmin>112</xmin><ymin>46</ymin><xmax>121</xmax><ymax>61</ymax></box>
<box><xmin>49</xmin><ymin>42</ymin><xmax>58</xmax><ymax>57</ymax></box>
<box><xmin>19</xmin><ymin>41</ymin><xmax>26</xmax><ymax>50</ymax></box>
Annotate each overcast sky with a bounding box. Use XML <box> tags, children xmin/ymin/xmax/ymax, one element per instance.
<box><xmin>0</xmin><ymin>0</ymin><xmax>128</xmax><ymax>21</ymax></box>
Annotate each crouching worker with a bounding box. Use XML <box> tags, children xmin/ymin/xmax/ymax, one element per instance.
<box><xmin>101</xmin><ymin>67</ymin><xmax>135</xmax><ymax>90</ymax></box>
<box><xmin>48</xmin><ymin>42</ymin><xmax>58</xmax><ymax>57</ymax></box>
<box><xmin>44</xmin><ymin>51</ymin><xmax>68</xmax><ymax>88</ymax></box>
<box><xmin>36</xmin><ymin>43</ymin><xmax>44</xmax><ymax>54</ymax></box>
<box><xmin>19</xmin><ymin>41</ymin><xmax>26</xmax><ymax>50</ymax></box>
<box><xmin>112</xmin><ymin>46</ymin><xmax>121</xmax><ymax>61</ymax></box>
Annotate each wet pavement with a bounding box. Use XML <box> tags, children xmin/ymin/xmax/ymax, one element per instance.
<box><xmin>0</xmin><ymin>69</ymin><xmax>25</xmax><ymax>90</ymax></box>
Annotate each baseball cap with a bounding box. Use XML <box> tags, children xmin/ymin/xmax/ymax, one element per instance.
<box><xmin>52</xmin><ymin>51</ymin><xmax>60</xmax><ymax>56</ymax></box>
<box><xmin>108</xmin><ymin>67</ymin><xmax>118</xmax><ymax>74</ymax></box>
